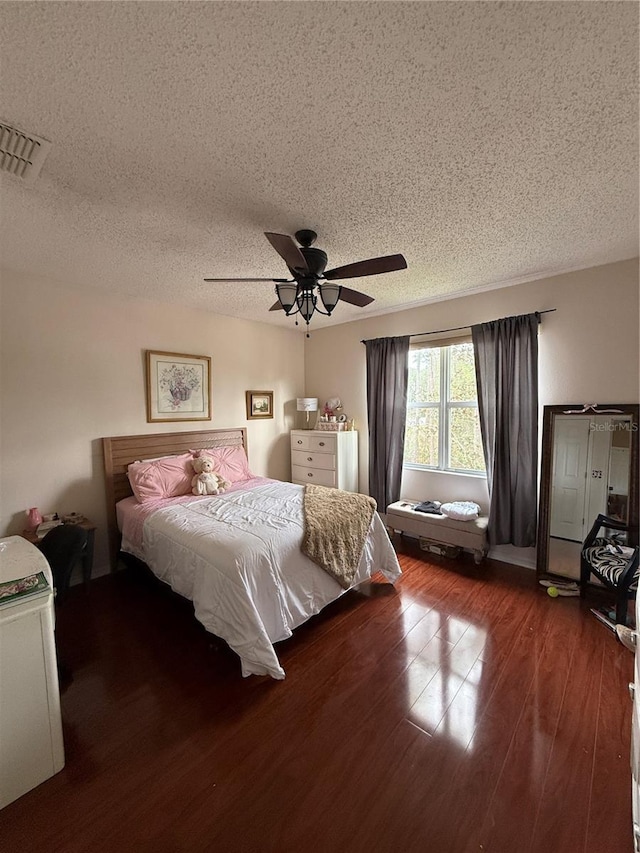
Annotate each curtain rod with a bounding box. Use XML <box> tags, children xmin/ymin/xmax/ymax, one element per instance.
<box><xmin>360</xmin><ymin>308</ymin><xmax>556</xmax><ymax>344</ymax></box>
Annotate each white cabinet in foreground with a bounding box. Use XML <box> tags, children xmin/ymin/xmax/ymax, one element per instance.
<box><xmin>0</xmin><ymin>536</ymin><xmax>65</xmax><ymax>809</ymax></box>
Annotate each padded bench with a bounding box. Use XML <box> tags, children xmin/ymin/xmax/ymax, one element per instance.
<box><xmin>386</xmin><ymin>501</ymin><xmax>489</xmax><ymax>564</ymax></box>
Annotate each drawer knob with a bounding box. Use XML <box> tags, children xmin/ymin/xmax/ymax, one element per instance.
<box><xmin>308</xmin><ymin>473</ymin><xmax>313</xmax><ymax>477</ymax></box>
<box><xmin>307</xmin><ymin>456</ymin><xmax>313</xmax><ymax>461</ymax></box>
<box><xmin>319</xmin><ymin>442</ymin><xmax>325</xmax><ymax>447</ymax></box>
<box><xmin>297</xmin><ymin>440</ymin><xmax>303</xmax><ymax>445</ymax></box>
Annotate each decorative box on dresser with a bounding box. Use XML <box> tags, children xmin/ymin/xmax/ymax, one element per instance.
<box><xmin>290</xmin><ymin>429</ymin><xmax>358</xmax><ymax>492</ymax></box>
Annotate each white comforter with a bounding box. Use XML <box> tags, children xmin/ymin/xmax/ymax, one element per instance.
<box><xmin>141</xmin><ymin>481</ymin><xmax>401</xmax><ymax>679</ymax></box>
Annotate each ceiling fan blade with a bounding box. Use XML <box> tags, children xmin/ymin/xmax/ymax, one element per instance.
<box><xmin>324</xmin><ymin>253</ymin><xmax>407</xmax><ymax>280</ymax></box>
<box><xmin>264</xmin><ymin>232</ymin><xmax>309</xmax><ymax>273</ymax></box>
<box><xmin>269</xmin><ymin>300</ymin><xmax>285</xmax><ymax>312</ymax></box>
<box><xmin>338</xmin><ymin>286</ymin><xmax>375</xmax><ymax>307</ymax></box>
<box><xmin>203</xmin><ymin>277</ymin><xmax>291</xmax><ymax>283</ymax></box>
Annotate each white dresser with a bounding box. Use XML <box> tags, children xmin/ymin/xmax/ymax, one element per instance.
<box><xmin>290</xmin><ymin>429</ymin><xmax>358</xmax><ymax>492</ymax></box>
<box><xmin>0</xmin><ymin>536</ymin><xmax>65</xmax><ymax>809</ymax></box>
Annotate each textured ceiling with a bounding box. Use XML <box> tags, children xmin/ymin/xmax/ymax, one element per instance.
<box><xmin>0</xmin><ymin>2</ymin><xmax>637</xmax><ymax>330</ymax></box>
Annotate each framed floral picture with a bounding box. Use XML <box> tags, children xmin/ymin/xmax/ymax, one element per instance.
<box><xmin>246</xmin><ymin>390</ymin><xmax>274</xmax><ymax>420</ymax></box>
<box><xmin>146</xmin><ymin>350</ymin><xmax>211</xmax><ymax>422</ymax></box>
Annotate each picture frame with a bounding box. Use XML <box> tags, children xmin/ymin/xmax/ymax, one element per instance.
<box><xmin>145</xmin><ymin>350</ymin><xmax>211</xmax><ymax>423</ymax></box>
<box><xmin>246</xmin><ymin>390</ymin><xmax>274</xmax><ymax>420</ymax></box>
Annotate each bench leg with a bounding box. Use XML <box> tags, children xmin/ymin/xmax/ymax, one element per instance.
<box><xmin>473</xmin><ymin>549</ymin><xmax>485</xmax><ymax>565</ymax></box>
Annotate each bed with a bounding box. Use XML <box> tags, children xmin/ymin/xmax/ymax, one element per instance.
<box><xmin>102</xmin><ymin>428</ymin><xmax>401</xmax><ymax>679</ymax></box>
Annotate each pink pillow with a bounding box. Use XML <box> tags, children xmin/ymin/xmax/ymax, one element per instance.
<box><xmin>200</xmin><ymin>445</ymin><xmax>253</xmax><ymax>484</ymax></box>
<box><xmin>127</xmin><ymin>452</ymin><xmax>193</xmax><ymax>503</ymax></box>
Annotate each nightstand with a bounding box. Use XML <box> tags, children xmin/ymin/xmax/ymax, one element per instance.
<box><xmin>22</xmin><ymin>519</ymin><xmax>96</xmax><ymax>587</ymax></box>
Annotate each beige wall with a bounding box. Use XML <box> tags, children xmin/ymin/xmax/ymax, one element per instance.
<box><xmin>2</xmin><ymin>259</ymin><xmax>637</xmax><ymax>577</ymax></box>
<box><xmin>0</xmin><ymin>268</ymin><xmax>305</xmax><ymax>575</ymax></box>
<box><xmin>304</xmin><ymin>258</ymin><xmax>640</xmax><ymax>566</ymax></box>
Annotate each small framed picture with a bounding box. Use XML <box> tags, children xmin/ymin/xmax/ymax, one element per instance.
<box><xmin>246</xmin><ymin>390</ymin><xmax>274</xmax><ymax>420</ymax></box>
<box><xmin>146</xmin><ymin>350</ymin><xmax>211</xmax><ymax>422</ymax></box>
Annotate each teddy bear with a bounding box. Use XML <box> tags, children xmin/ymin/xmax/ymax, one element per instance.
<box><xmin>191</xmin><ymin>456</ymin><xmax>230</xmax><ymax>496</ymax></box>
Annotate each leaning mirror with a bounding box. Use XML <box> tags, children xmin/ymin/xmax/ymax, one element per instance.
<box><xmin>537</xmin><ymin>404</ymin><xmax>639</xmax><ymax>581</ymax></box>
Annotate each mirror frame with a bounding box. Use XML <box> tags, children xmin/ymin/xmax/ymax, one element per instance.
<box><xmin>536</xmin><ymin>403</ymin><xmax>639</xmax><ymax>579</ymax></box>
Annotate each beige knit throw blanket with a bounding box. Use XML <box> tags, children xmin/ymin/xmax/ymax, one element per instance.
<box><xmin>302</xmin><ymin>484</ymin><xmax>377</xmax><ymax>589</ymax></box>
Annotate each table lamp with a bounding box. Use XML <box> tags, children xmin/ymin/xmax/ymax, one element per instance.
<box><xmin>297</xmin><ymin>397</ymin><xmax>318</xmax><ymax>430</ymax></box>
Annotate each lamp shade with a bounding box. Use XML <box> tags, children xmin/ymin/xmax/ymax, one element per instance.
<box><xmin>296</xmin><ymin>289</ymin><xmax>316</xmax><ymax>324</ymax></box>
<box><xmin>319</xmin><ymin>283</ymin><xmax>341</xmax><ymax>314</ymax></box>
<box><xmin>297</xmin><ymin>397</ymin><xmax>318</xmax><ymax>412</ymax></box>
<box><xmin>276</xmin><ymin>282</ymin><xmax>298</xmax><ymax>315</ymax></box>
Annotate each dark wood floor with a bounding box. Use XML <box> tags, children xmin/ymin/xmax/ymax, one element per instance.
<box><xmin>1</xmin><ymin>541</ymin><xmax>634</xmax><ymax>853</ymax></box>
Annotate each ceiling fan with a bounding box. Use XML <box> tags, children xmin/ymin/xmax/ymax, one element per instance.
<box><xmin>204</xmin><ymin>229</ymin><xmax>407</xmax><ymax>332</ymax></box>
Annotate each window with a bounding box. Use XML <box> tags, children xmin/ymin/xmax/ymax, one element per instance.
<box><xmin>405</xmin><ymin>340</ymin><xmax>486</xmax><ymax>474</ymax></box>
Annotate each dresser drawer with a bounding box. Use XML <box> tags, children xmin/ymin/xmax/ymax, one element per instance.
<box><xmin>291</xmin><ymin>449</ymin><xmax>336</xmax><ymax>471</ymax></box>
<box><xmin>292</xmin><ymin>465</ymin><xmax>336</xmax><ymax>487</ymax></box>
<box><xmin>290</xmin><ymin>433</ymin><xmax>337</xmax><ymax>454</ymax></box>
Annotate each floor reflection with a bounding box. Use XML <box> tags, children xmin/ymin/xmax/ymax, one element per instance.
<box><xmin>548</xmin><ymin>536</ymin><xmax>581</xmax><ymax>580</ymax></box>
<box><xmin>402</xmin><ymin>603</ymin><xmax>488</xmax><ymax>750</ymax></box>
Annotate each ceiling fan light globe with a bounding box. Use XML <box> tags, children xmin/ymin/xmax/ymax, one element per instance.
<box><xmin>319</xmin><ymin>283</ymin><xmax>341</xmax><ymax>315</ymax></box>
<box><xmin>296</xmin><ymin>290</ymin><xmax>316</xmax><ymax>324</ymax></box>
<box><xmin>276</xmin><ymin>282</ymin><xmax>298</xmax><ymax>315</ymax></box>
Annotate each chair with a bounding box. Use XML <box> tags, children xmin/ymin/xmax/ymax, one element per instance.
<box><xmin>39</xmin><ymin>524</ymin><xmax>88</xmax><ymax>605</ymax></box>
<box><xmin>580</xmin><ymin>513</ymin><xmax>640</xmax><ymax>626</ymax></box>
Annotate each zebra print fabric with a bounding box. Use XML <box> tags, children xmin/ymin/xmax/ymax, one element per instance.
<box><xmin>582</xmin><ymin>543</ymin><xmax>639</xmax><ymax>588</ymax></box>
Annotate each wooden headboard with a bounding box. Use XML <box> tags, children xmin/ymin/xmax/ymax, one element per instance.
<box><xmin>102</xmin><ymin>427</ymin><xmax>248</xmax><ymax>570</ymax></box>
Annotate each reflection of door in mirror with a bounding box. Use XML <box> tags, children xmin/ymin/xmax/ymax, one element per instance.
<box><xmin>547</xmin><ymin>414</ymin><xmax>633</xmax><ymax>580</ymax></box>
<box><xmin>550</xmin><ymin>417</ymin><xmax>590</xmax><ymax>542</ymax></box>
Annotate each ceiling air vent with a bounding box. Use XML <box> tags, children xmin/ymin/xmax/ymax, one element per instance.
<box><xmin>0</xmin><ymin>121</ymin><xmax>51</xmax><ymax>185</ymax></box>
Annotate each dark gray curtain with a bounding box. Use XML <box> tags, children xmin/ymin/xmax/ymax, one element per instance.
<box><xmin>472</xmin><ymin>313</ymin><xmax>539</xmax><ymax>547</ymax></box>
<box><xmin>365</xmin><ymin>336</ymin><xmax>410</xmax><ymax>510</ymax></box>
